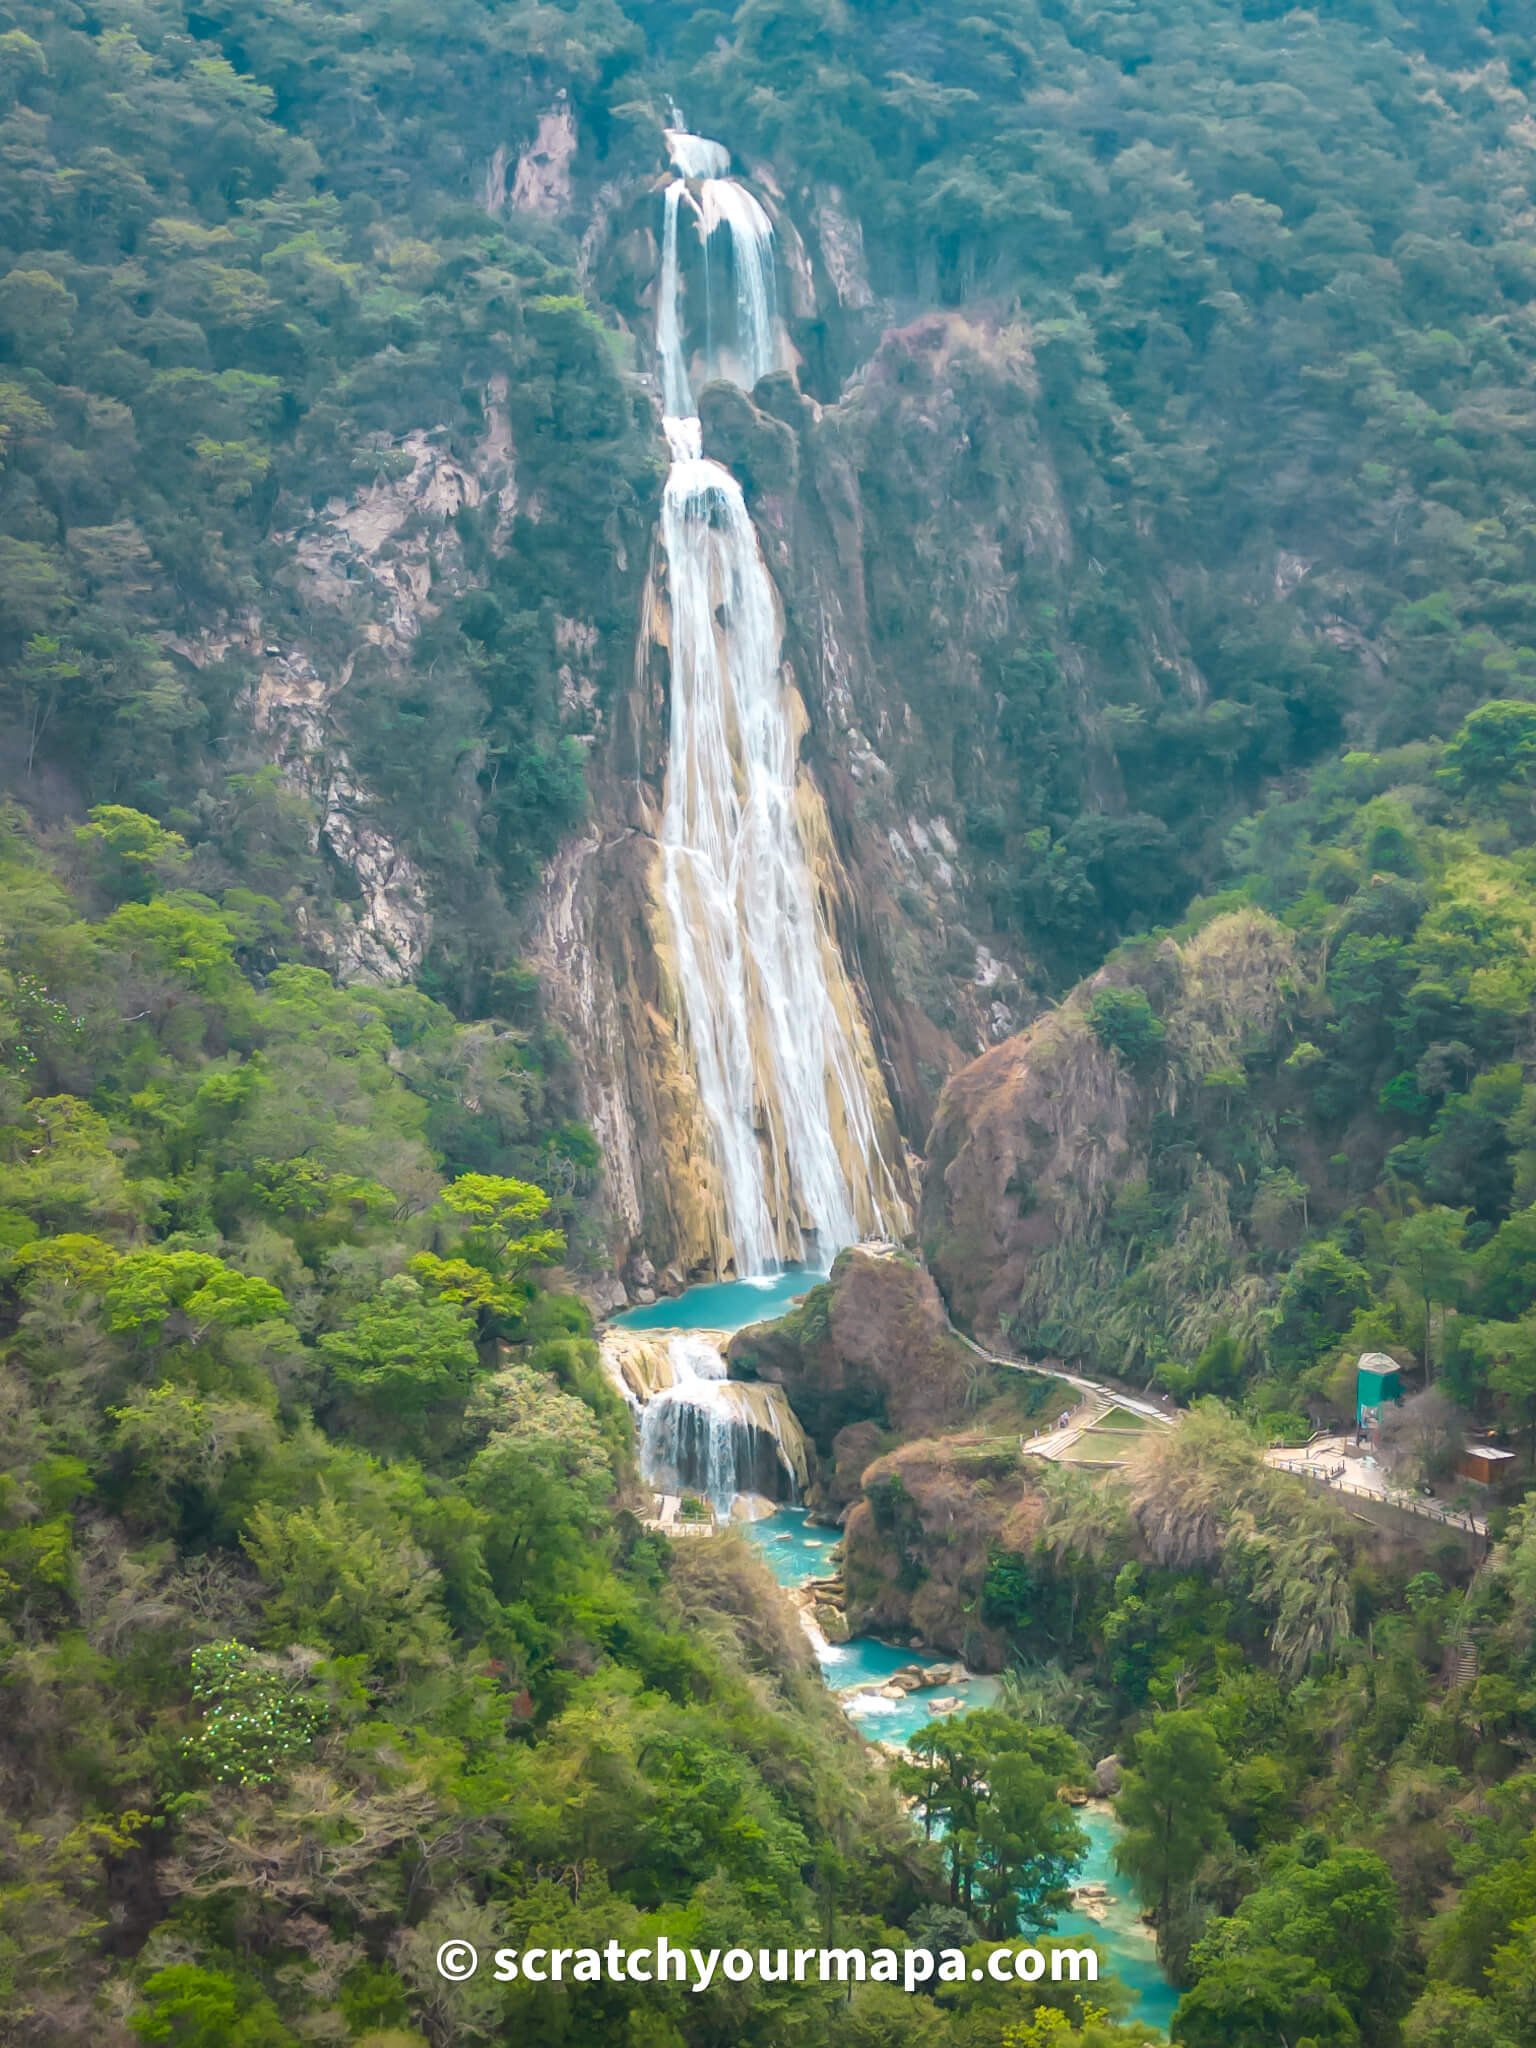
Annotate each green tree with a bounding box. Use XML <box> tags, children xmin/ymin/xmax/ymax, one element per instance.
<box><xmin>319</xmin><ymin>1276</ymin><xmax>480</xmax><ymax>1426</ymax></box>
<box><xmin>1471</xmin><ymin>1315</ymin><xmax>1536</xmax><ymax>1460</ymax></box>
<box><xmin>1113</xmin><ymin>1711</ymin><xmax>1229</xmax><ymax>1931</ymax></box>
<box><xmin>1173</xmin><ymin>1951</ymin><xmax>1357</xmax><ymax>2048</ymax></box>
<box><xmin>1387</xmin><ymin>1207</ymin><xmax>1469</xmax><ymax>1378</ymax></box>
<box><xmin>897</xmin><ymin>1711</ymin><xmax>1088</xmax><ymax>1936</ymax></box>
<box><xmin>74</xmin><ymin>804</ymin><xmax>189</xmax><ymax>902</ymax></box>
<box><xmin>411</xmin><ymin>1172</ymin><xmax>565</xmax><ymax>1332</ymax></box>
<box><xmin>1189</xmin><ymin>1847</ymin><xmax>1407</xmax><ymax>2040</ymax></box>
<box><xmin>1088</xmin><ymin>987</ymin><xmax>1166</xmax><ymax>1071</ymax></box>
<box><xmin>182</xmin><ymin>1640</ymin><xmax>323</xmax><ymax>1788</ymax></box>
<box><xmin>130</xmin><ymin>1964</ymin><xmax>297</xmax><ymax>2047</ymax></box>
<box><xmin>1441</xmin><ymin>700</ymin><xmax>1536</xmax><ymax>815</ymax></box>
<box><xmin>104</xmin><ymin>1250</ymin><xmax>289</xmax><ymax>1343</ymax></box>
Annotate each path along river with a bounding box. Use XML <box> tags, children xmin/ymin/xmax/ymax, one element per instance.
<box><xmin>611</xmin><ymin>1279</ymin><xmax>1178</xmax><ymax>2034</ymax></box>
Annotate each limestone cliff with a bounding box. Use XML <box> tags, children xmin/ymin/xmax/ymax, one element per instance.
<box><xmin>166</xmin><ymin>396</ymin><xmax>521</xmax><ymax>984</ymax></box>
<box><xmin>923</xmin><ymin>908</ymin><xmax>1298</xmax><ymax>1355</ymax></box>
<box><xmin>842</xmin><ymin>1437</ymin><xmax>1051</xmax><ymax>1668</ymax></box>
<box><xmin>727</xmin><ymin>1245</ymin><xmax>1065</xmax><ymax>1509</ymax></box>
<box><xmin>525</xmin><ymin>135</ymin><xmax>1340</xmax><ymax>1293</ymax></box>
<box><xmin>726</xmin><ymin>1247</ymin><xmax>979</xmax><ymax>1503</ymax></box>
<box><xmin>698</xmin><ymin>322</ymin><xmax>1066</xmax><ymax>1137</ymax></box>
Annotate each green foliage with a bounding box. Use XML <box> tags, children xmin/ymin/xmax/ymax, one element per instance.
<box><xmin>182</xmin><ymin>1640</ymin><xmax>323</xmax><ymax>1788</ymax></box>
<box><xmin>0</xmin><ymin>806</ymin><xmax>934</xmax><ymax>2042</ymax></box>
<box><xmin>1113</xmin><ymin>1711</ymin><xmax>1230</xmax><ymax>1931</ymax></box>
<box><xmin>130</xmin><ymin>1964</ymin><xmax>296</xmax><ymax>2047</ymax></box>
<box><xmin>1088</xmin><ymin>988</ymin><xmax>1166</xmax><ymax>1072</ymax></box>
<box><xmin>896</xmin><ymin>1710</ymin><xmax>1089</xmax><ymax>1938</ymax></box>
<box><xmin>319</xmin><ymin>1277</ymin><xmax>480</xmax><ymax>1424</ymax></box>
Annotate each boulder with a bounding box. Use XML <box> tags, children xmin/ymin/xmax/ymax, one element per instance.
<box><xmin>1095</xmin><ymin>1754</ymin><xmax>1123</xmax><ymax>1795</ymax></box>
<box><xmin>814</xmin><ymin>1605</ymin><xmax>849</xmax><ymax>1643</ymax></box>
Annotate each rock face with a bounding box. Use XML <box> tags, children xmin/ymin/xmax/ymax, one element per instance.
<box><xmin>530</xmin><ymin>157</ymin><xmax>1335</xmax><ymax>1293</ymax></box>
<box><xmin>509</xmin><ymin>99</ymin><xmax>577</xmax><ymax>218</ymax></box>
<box><xmin>167</xmin><ymin>388</ymin><xmax>525</xmax><ymax>987</ymax></box>
<box><xmin>841</xmin><ymin>1436</ymin><xmax>1050</xmax><ymax>1668</ymax></box>
<box><xmin>720</xmin><ymin>321</ymin><xmax>1065</xmax><ymax>1137</ymax></box>
<box><xmin>922</xmin><ymin>908</ymin><xmax>1298</xmax><ymax>1345</ymax></box>
<box><xmin>727</xmin><ymin>1246</ymin><xmax>986</xmax><ymax>1505</ymax></box>
<box><xmin>922</xmin><ymin>1005</ymin><xmax>1133</xmax><ymax>1340</ymax></box>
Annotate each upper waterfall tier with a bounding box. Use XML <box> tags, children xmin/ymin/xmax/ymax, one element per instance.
<box><xmin>657</xmin><ymin>128</ymin><xmax>781</xmax><ymax>411</ymax></box>
<box><xmin>664</xmin><ymin>128</ymin><xmax>730</xmax><ymax>180</ymax></box>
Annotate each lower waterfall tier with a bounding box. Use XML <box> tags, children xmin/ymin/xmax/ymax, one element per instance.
<box><xmin>602</xmin><ymin>1328</ymin><xmax>810</xmax><ymax>1514</ymax></box>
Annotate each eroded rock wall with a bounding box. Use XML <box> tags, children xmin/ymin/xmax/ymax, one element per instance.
<box><xmin>842</xmin><ymin>1437</ymin><xmax>1050</xmax><ymax>1668</ymax></box>
<box><xmin>922</xmin><ymin>908</ymin><xmax>1298</xmax><ymax>1346</ymax></box>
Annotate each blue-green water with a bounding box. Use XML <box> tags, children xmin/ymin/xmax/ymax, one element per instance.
<box><xmin>745</xmin><ymin>1508</ymin><xmax>1003</xmax><ymax>1741</ymax></box>
<box><xmin>745</xmin><ymin>1506</ymin><xmax>1175</xmax><ymax>2034</ymax></box>
<box><xmin>612</xmin><ymin>1270</ymin><xmax>828</xmax><ymax>1332</ymax></box>
<box><xmin>745</xmin><ymin>1503</ymin><xmax>842</xmax><ymax>1588</ymax></box>
<box><xmin>1056</xmin><ymin>1809</ymin><xmax>1179</xmax><ymax>2033</ymax></box>
<box><xmin>610</xmin><ymin>1271</ymin><xmax>1175</xmax><ymax>2035</ymax></box>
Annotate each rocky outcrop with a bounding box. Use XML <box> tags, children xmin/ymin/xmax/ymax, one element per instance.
<box><xmin>922</xmin><ymin>1005</ymin><xmax>1134</xmax><ymax>1340</ymax></box>
<box><xmin>715</xmin><ymin>321</ymin><xmax>1064</xmax><ymax>1138</ymax></box>
<box><xmin>841</xmin><ymin>1436</ymin><xmax>1051</xmax><ymax>1668</ymax></box>
<box><xmin>226</xmin><ymin>392</ymin><xmax>520</xmax><ymax>983</ymax></box>
<box><xmin>509</xmin><ymin>98</ymin><xmax>577</xmax><ymax>218</ymax></box>
<box><xmin>922</xmin><ymin>908</ymin><xmax>1299</xmax><ymax>1344</ymax></box>
<box><xmin>727</xmin><ymin>1246</ymin><xmax>988</xmax><ymax>1504</ymax></box>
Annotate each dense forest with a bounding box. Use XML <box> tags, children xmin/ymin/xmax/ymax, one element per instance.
<box><xmin>6</xmin><ymin>2</ymin><xmax>1536</xmax><ymax>2045</ymax></box>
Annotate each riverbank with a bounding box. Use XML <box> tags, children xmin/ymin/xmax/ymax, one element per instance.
<box><xmin>746</xmin><ymin>1506</ymin><xmax>1177</xmax><ymax>2034</ymax></box>
<box><xmin>605</xmin><ymin>1271</ymin><xmax>1177</xmax><ymax>2035</ymax></box>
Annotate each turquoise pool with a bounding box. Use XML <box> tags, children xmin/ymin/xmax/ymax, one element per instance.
<box><xmin>610</xmin><ymin>1269</ymin><xmax>1177</xmax><ymax>2036</ymax></box>
<box><xmin>745</xmin><ymin>1505</ymin><xmax>1176</xmax><ymax>2034</ymax></box>
<box><xmin>612</xmin><ymin>1270</ymin><xmax>828</xmax><ymax>1333</ymax></box>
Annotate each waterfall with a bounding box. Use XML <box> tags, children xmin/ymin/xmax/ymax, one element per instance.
<box><xmin>695</xmin><ymin>177</ymin><xmax>780</xmax><ymax>391</ymax></box>
<box><xmin>657</xmin><ymin>181</ymin><xmax>693</xmax><ymax>420</ymax></box>
<box><xmin>606</xmin><ymin>1329</ymin><xmax>810</xmax><ymax>1515</ymax></box>
<box><xmin>664</xmin><ymin>126</ymin><xmax>730</xmax><ymax>180</ymax></box>
<box><xmin>651</xmin><ymin>125</ymin><xmax>909</xmax><ymax>1275</ymax></box>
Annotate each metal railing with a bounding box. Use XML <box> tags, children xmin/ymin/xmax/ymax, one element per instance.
<box><xmin>1268</xmin><ymin>1460</ymin><xmax>1486</xmax><ymax>1538</ymax></box>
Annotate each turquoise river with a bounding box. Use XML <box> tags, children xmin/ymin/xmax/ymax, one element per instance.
<box><xmin>612</xmin><ymin>1280</ymin><xmax>1178</xmax><ymax>2034</ymax></box>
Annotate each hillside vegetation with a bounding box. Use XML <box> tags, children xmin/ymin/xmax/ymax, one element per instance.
<box><xmin>4</xmin><ymin>4</ymin><xmax>1536</xmax><ymax>2048</ymax></box>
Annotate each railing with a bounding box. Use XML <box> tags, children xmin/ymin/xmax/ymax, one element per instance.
<box><xmin>1268</xmin><ymin>1460</ymin><xmax>1486</xmax><ymax>1538</ymax></box>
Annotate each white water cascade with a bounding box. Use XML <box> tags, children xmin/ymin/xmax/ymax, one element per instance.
<box><xmin>604</xmin><ymin>1328</ymin><xmax>810</xmax><ymax>1515</ymax></box>
<box><xmin>651</xmin><ymin>125</ymin><xmax>909</xmax><ymax>1276</ymax></box>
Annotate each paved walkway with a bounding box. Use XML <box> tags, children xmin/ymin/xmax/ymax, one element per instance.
<box><xmin>1264</xmin><ymin>1435</ymin><xmax>1487</xmax><ymax>1538</ymax></box>
<box><xmin>942</xmin><ymin>1318</ymin><xmax>1178</xmax><ymax>1430</ymax></box>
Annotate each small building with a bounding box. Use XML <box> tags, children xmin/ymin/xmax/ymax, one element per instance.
<box><xmin>1356</xmin><ymin>1353</ymin><xmax>1404</xmax><ymax>1431</ymax></box>
<box><xmin>1456</xmin><ymin>1443</ymin><xmax>1518</xmax><ymax>1488</ymax></box>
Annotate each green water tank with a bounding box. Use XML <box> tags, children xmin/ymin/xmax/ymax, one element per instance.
<box><xmin>1356</xmin><ymin>1353</ymin><xmax>1404</xmax><ymax>1425</ymax></box>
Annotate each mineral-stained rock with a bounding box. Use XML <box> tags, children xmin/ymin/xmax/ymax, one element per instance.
<box><xmin>843</xmin><ymin>1435</ymin><xmax>1051</xmax><ymax>1668</ymax></box>
<box><xmin>727</xmin><ymin>1245</ymin><xmax>996</xmax><ymax>1502</ymax></box>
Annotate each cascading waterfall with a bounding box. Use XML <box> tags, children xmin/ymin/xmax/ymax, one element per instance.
<box><xmin>604</xmin><ymin>1329</ymin><xmax>810</xmax><ymax>1515</ymax></box>
<box><xmin>652</xmin><ymin>124</ymin><xmax>909</xmax><ymax>1276</ymax></box>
